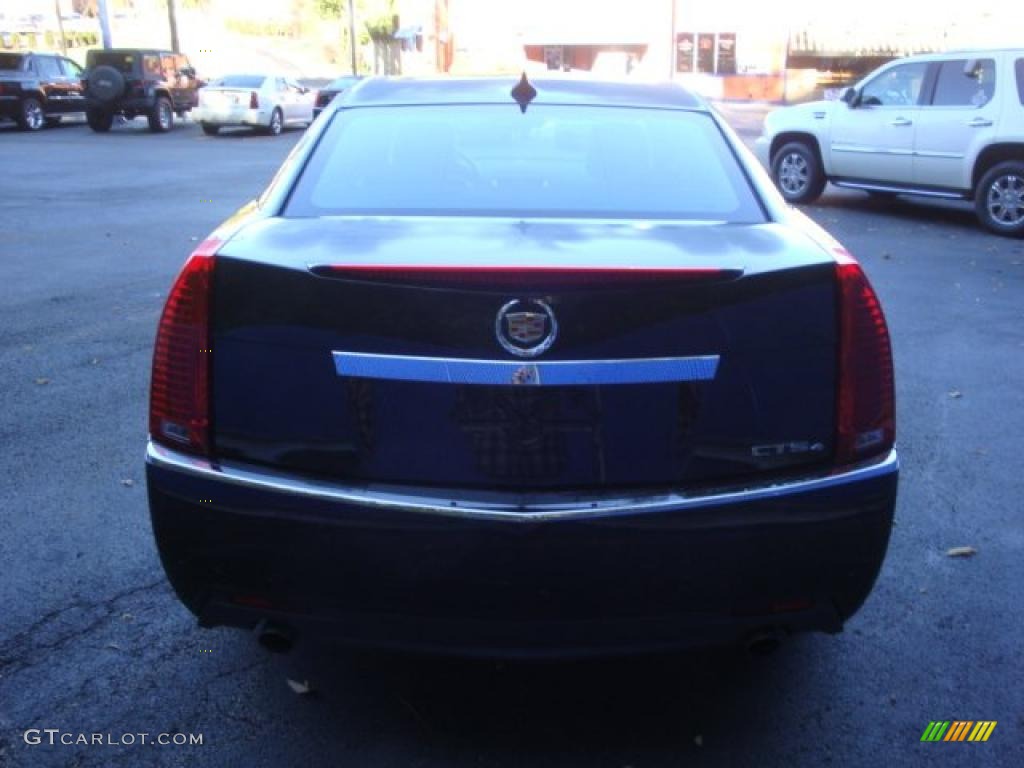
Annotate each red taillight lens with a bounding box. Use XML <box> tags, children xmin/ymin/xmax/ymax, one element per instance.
<box><xmin>249</xmin><ymin>91</ymin><xmax>259</xmax><ymax>109</ymax></box>
<box><xmin>149</xmin><ymin>240</ymin><xmax>219</xmax><ymax>456</ymax></box>
<box><xmin>835</xmin><ymin>260</ymin><xmax>895</xmax><ymax>465</ymax></box>
<box><xmin>315</xmin><ymin>91</ymin><xmax>329</xmax><ymax>107</ymax></box>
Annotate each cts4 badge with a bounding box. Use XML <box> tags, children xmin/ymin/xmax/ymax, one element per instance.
<box><xmin>495</xmin><ymin>299</ymin><xmax>557</xmax><ymax>358</ymax></box>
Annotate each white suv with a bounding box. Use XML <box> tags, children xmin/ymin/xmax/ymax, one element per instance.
<box><xmin>755</xmin><ymin>49</ymin><xmax>1024</xmax><ymax>236</ymax></box>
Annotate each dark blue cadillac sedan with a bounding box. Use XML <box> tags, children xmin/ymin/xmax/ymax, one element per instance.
<box><xmin>146</xmin><ymin>75</ymin><xmax>897</xmax><ymax>656</ymax></box>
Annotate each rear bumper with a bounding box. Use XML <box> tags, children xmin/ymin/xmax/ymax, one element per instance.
<box><xmin>147</xmin><ymin>442</ymin><xmax>898</xmax><ymax>656</ymax></box>
<box><xmin>193</xmin><ymin>105</ymin><xmax>269</xmax><ymax>128</ymax></box>
<box><xmin>86</xmin><ymin>96</ymin><xmax>153</xmax><ymax>113</ymax></box>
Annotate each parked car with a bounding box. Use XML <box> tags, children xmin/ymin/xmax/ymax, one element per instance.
<box><xmin>83</xmin><ymin>48</ymin><xmax>201</xmax><ymax>133</ymax></box>
<box><xmin>312</xmin><ymin>74</ymin><xmax>362</xmax><ymax>119</ymax></box>
<box><xmin>0</xmin><ymin>51</ymin><xmax>85</xmax><ymax>130</ymax></box>
<box><xmin>193</xmin><ymin>74</ymin><xmax>314</xmax><ymax>136</ymax></box>
<box><xmin>147</xmin><ymin>76</ymin><xmax>897</xmax><ymax>657</ymax></box>
<box><xmin>756</xmin><ymin>49</ymin><xmax>1024</xmax><ymax>236</ymax></box>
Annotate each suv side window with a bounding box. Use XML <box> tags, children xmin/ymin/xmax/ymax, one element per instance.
<box><xmin>931</xmin><ymin>59</ymin><xmax>995</xmax><ymax>107</ymax></box>
<box><xmin>860</xmin><ymin>62</ymin><xmax>929</xmax><ymax>107</ymax></box>
<box><xmin>35</xmin><ymin>56</ymin><xmax>62</xmax><ymax>79</ymax></box>
<box><xmin>1016</xmin><ymin>59</ymin><xmax>1024</xmax><ymax>105</ymax></box>
<box><xmin>160</xmin><ymin>54</ymin><xmax>176</xmax><ymax>81</ymax></box>
<box><xmin>143</xmin><ymin>55</ymin><xmax>161</xmax><ymax>77</ymax></box>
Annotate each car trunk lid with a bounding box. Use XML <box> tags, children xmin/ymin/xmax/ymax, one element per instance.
<box><xmin>210</xmin><ymin>217</ymin><xmax>839</xmax><ymax>491</ymax></box>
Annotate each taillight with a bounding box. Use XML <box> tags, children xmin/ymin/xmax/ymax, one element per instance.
<box><xmin>835</xmin><ymin>257</ymin><xmax>895</xmax><ymax>465</ymax></box>
<box><xmin>249</xmin><ymin>91</ymin><xmax>259</xmax><ymax>109</ymax></box>
<box><xmin>149</xmin><ymin>239</ymin><xmax>219</xmax><ymax>457</ymax></box>
<box><xmin>316</xmin><ymin>90</ymin><xmax>332</xmax><ymax>108</ymax></box>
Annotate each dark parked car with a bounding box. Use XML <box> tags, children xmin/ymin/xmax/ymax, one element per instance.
<box><xmin>147</xmin><ymin>76</ymin><xmax>898</xmax><ymax>657</ymax></box>
<box><xmin>312</xmin><ymin>74</ymin><xmax>362</xmax><ymax>119</ymax></box>
<box><xmin>83</xmin><ymin>48</ymin><xmax>201</xmax><ymax>133</ymax></box>
<box><xmin>0</xmin><ymin>51</ymin><xmax>85</xmax><ymax>130</ymax></box>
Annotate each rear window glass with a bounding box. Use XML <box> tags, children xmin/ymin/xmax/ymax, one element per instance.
<box><xmin>0</xmin><ymin>53</ymin><xmax>27</xmax><ymax>71</ymax></box>
<box><xmin>931</xmin><ymin>59</ymin><xmax>995</xmax><ymax>107</ymax></box>
<box><xmin>1017</xmin><ymin>59</ymin><xmax>1024</xmax><ymax>105</ymax></box>
<box><xmin>88</xmin><ymin>52</ymin><xmax>136</xmax><ymax>74</ymax></box>
<box><xmin>286</xmin><ymin>105</ymin><xmax>764</xmax><ymax>222</ymax></box>
<box><xmin>213</xmin><ymin>75</ymin><xmax>265</xmax><ymax>88</ymax></box>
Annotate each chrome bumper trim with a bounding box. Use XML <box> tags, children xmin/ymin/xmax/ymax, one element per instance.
<box><xmin>332</xmin><ymin>351</ymin><xmax>720</xmax><ymax>387</ymax></box>
<box><xmin>146</xmin><ymin>442</ymin><xmax>898</xmax><ymax>523</ymax></box>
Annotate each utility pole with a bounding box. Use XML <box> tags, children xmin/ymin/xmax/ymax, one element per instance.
<box><xmin>669</xmin><ymin>0</ymin><xmax>676</xmax><ymax>79</ymax></box>
<box><xmin>54</xmin><ymin>0</ymin><xmax>67</xmax><ymax>55</ymax></box>
<box><xmin>348</xmin><ymin>0</ymin><xmax>358</xmax><ymax>75</ymax></box>
<box><xmin>167</xmin><ymin>0</ymin><xmax>181</xmax><ymax>53</ymax></box>
<box><xmin>97</xmin><ymin>0</ymin><xmax>112</xmax><ymax>48</ymax></box>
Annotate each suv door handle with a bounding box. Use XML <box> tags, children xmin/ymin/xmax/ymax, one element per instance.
<box><xmin>967</xmin><ymin>117</ymin><xmax>993</xmax><ymax>127</ymax></box>
<box><xmin>890</xmin><ymin>117</ymin><xmax>912</xmax><ymax>127</ymax></box>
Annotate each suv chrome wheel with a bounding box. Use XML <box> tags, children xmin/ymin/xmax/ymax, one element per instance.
<box><xmin>976</xmin><ymin>161</ymin><xmax>1024</xmax><ymax>237</ymax></box>
<box><xmin>986</xmin><ymin>174</ymin><xmax>1024</xmax><ymax>227</ymax></box>
<box><xmin>770</xmin><ymin>141</ymin><xmax>826</xmax><ymax>204</ymax></box>
<box><xmin>778</xmin><ymin>152</ymin><xmax>809</xmax><ymax>196</ymax></box>
<box><xmin>148</xmin><ymin>96</ymin><xmax>173</xmax><ymax>133</ymax></box>
<box><xmin>19</xmin><ymin>98</ymin><xmax>44</xmax><ymax>131</ymax></box>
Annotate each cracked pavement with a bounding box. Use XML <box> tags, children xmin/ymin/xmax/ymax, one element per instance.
<box><xmin>1</xmin><ymin>112</ymin><xmax>1022</xmax><ymax>768</ymax></box>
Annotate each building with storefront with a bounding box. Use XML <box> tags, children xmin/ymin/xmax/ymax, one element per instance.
<box><xmin>399</xmin><ymin>0</ymin><xmax>1016</xmax><ymax>101</ymax></box>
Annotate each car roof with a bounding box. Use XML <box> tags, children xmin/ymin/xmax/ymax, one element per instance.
<box><xmin>345</xmin><ymin>76</ymin><xmax>706</xmax><ymax>111</ymax></box>
<box><xmin>89</xmin><ymin>48</ymin><xmax>175</xmax><ymax>55</ymax></box>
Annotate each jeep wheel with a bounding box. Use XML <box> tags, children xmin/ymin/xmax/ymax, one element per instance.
<box><xmin>976</xmin><ymin>161</ymin><xmax>1024</xmax><ymax>237</ymax></box>
<box><xmin>263</xmin><ymin>108</ymin><xmax>283</xmax><ymax>136</ymax></box>
<box><xmin>86</xmin><ymin>108</ymin><xmax>113</xmax><ymax>133</ymax></box>
<box><xmin>148</xmin><ymin>97</ymin><xmax>173</xmax><ymax>133</ymax></box>
<box><xmin>17</xmin><ymin>97</ymin><xmax>45</xmax><ymax>131</ymax></box>
<box><xmin>771</xmin><ymin>141</ymin><xmax>826</xmax><ymax>204</ymax></box>
<box><xmin>201</xmin><ymin>123</ymin><xmax>220</xmax><ymax>136</ymax></box>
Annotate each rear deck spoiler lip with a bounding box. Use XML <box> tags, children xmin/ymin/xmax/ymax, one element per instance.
<box><xmin>146</xmin><ymin>440</ymin><xmax>897</xmax><ymax>523</ymax></box>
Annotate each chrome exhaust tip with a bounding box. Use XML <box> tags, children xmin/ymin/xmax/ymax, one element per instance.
<box><xmin>255</xmin><ymin>619</ymin><xmax>295</xmax><ymax>653</ymax></box>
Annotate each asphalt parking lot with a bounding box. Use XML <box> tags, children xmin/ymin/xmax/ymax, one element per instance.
<box><xmin>1</xmin><ymin>113</ymin><xmax>1022</xmax><ymax>768</ymax></box>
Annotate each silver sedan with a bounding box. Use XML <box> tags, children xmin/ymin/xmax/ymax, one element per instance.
<box><xmin>193</xmin><ymin>74</ymin><xmax>315</xmax><ymax>136</ymax></box>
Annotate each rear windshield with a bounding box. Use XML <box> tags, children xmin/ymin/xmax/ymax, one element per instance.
<box><xmin>87</xmin><ymin>52</ymin><xmax>137</xmax><ymax>74</ymax></box>
<box><xmin>0</xmin><ymin>53</ymin><xmax>27</xmax><ymax>71</ymax></box>
<box><xmin>213</xmin><ymin>75</ymin><xmax>266</xmax><ymax>88</ymax></box>
<box><xmin>286</xmin><ymin>105</ymin><xmax>764</xmax><ymax>221</ymax></box>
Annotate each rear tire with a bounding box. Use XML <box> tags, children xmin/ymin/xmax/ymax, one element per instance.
<box><xmin>148</xmin><ymin>96</ymin><xmax>173</xmax><ymax>133</ymax></box>
<box><xmin>86</xmin><ymin>108</ymin><xmax>113</xmax><ymax>133</ymax></box>
<box><xmin>200</xmin><ymin>123</ymin><xmax>220</xmax><ymax>136</ymax></box>
<box><xmin>263</xmin><ymin>108</ymin><xmax>283</xmax><ymax>136</ymax></box>
<box><xmin>17</xmin><ymin>97</ymin><xmax>45</xmax><ymax>131</ymax></box>
<box><xmin>771</xmin><ymin>141</ymin><xmax>826</xmax><ymax>204</ymax></box>
<box><xmin>975</xmin><ymin>161</ymin><xmax>1024</xmax><ymax>237</ymax></box>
